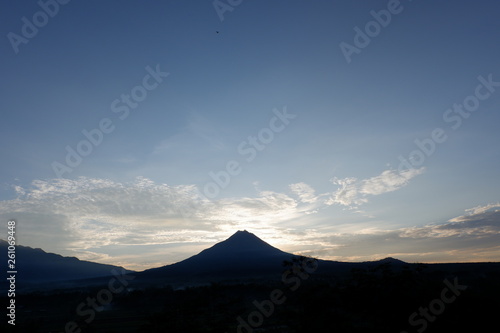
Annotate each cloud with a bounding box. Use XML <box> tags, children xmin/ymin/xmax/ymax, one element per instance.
<box><xmin>294</xmin><ymin>203</ymin><xmax>500</xmax><ymax>263</ymax></box>
<box><xmin>0</xmin><ymin>177</ymin><xmax>210</xmax><ymax>255</ymax></box>
<box><xmin>205</xmin><ymin>191</ymin><xmax>299</xmax><ymax>225</ymax></box>
<box><xmin>449</xmin><ymin>202</ymin><xmax>500</xmax><ymax>222</ymax></box>
<box><xmin>325</xmin><ymin>168</ymin><xmax>425</xmax><ymax>208</ymax></box>
<box><xmin>325</xmin><ymin>177</ymin><xmax>365</xmax><ymax>207</ymax></box>
<box><xmin>0</xmin><ymin>177</ymin><xmax>314</xmax><ymax>268</ymax></box>
<box><xmin>289</xmin><ymin>182</ymin><xmax>317</xmax><ymax>203</ymax></box>
<box><xmin>360</xmin><ymin>168</ymin><xmax>425</xmax><ymax>195</ymax></box>
<box><xmin>2</xmin><ymin>174</ymin><xmax>497</xmax><ymax>269</ymax></box>
<box><xmin>5</xmin><ymin>177</ymin><xmax>203</xmax><ymax>223</ymax></box>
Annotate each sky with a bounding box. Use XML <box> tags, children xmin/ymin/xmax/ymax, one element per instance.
<box><xmin>1</xmin><ymin>0</ymin><xmax>500</xmax><ymax>271</ymax></box>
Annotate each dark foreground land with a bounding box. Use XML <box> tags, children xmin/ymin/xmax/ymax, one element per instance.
<box><xmin>2</xmin><ymin>260</ymin><xmax>500</xmax><ymax>333</ymax></box>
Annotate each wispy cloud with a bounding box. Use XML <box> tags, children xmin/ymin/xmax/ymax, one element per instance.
<box><xmin>360</xmin><ymin>168</ymin><xmax>425</xmax><ymax>195</ymax></box>
<box><xmin>289</xmin><ymin>182</ymin><xmax>317</xmax><ymax>203</ymax></box>
<box><xmin>326</xmin><ymin>177</ymin><xmax>366</xmax><ymax>207</ymax></box>
<box><xmin>449</xmin><ymin>202</ymin><xmax>500</xmax><ymax>222</ymax></box>
<box><xmin>153</xmin><ymin>112</ymin><xmax>226</xmax><ymax>155</ymax></box>
<box><xmin>325</xmin><ymin>168</ymin><xmax>425</xmax><ymax>208</ymax></box>
<box><xmin>1</xmin><ymin>177</ymin><xmax>207</xmax><ymax>258</ymax></box>
<box><xmin>186</xmin><ymin>112</ymin><xmax>227</xmax><ymax>151</ymax></box>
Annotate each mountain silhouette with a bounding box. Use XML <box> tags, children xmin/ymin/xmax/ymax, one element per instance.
<box><xmin>190</xmin><ymin>230</ymin><xmax>289</xmax><ymax>259</ymax></box>
<box><xmin>375</xmin><ymin>257</ymin><xmax>407</xmax><ymax>265</ymax></box>
<box><xmin>136</xmin><ymin>232</ymin><xmax>415</xmax><ymax>284</ymax></box>
<box><xmin>0</xmin><ymin>239</ymin><xmax>132</xmax><ymax>285</ymax></box>
<box><xmin>140</xmin><ymin>230</ymin><xmax>293</xmax><ymax>279</ymax></box>
<box><xmin>3</xmin><ymin>231</ymin><xmax>500</xmax><ymax>295</ymax></box>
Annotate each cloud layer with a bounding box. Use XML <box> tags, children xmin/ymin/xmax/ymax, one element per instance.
<box><xmin>293</xmin><ymin>203</ymin><xmax>500</xmax><ymax>263</ymax></box>
<box><xmin>1</xmin><ymin>172</ymin><xmax>498</xmax><ymax>270</ymax></box>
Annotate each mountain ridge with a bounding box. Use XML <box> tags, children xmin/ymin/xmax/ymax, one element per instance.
<box><xmin>5</xmin><ymin>231</ymin><xmax>500</xmax><ymax>294</ymax></box>
<box><xmin>0</xmin><ymin>239</ymin><xmax>133</xmax><ymax>284</ymax></box>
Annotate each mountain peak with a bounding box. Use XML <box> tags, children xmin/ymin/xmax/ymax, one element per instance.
<box><xmin>232</xmin><ymin>229</ymin><xmax>251</xmax><ymax>236</ymax></box>
<box><xmin>179</xmin><ymin>230</ymin><xmax>291</xmax><ymax>262</ymax></box>
<box><xmin>377</xmin><ymin>257</ymin><xmax>407</xmax><ymax>265</ymax></box>
<box><xmin>219</xmin><ymin>230</ymin><xmax>283</xmax><ymax>253</ymax></box>
<box><xmin>227</xmin><ymin>229</ymin><xmax>256</xmax><ymax>241</ymax></box>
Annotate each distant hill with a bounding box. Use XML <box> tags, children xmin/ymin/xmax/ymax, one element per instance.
<box><xmin>0</xmin><ymin>239</ymin><xmax>133</xmax><ymax>286</ymax></box>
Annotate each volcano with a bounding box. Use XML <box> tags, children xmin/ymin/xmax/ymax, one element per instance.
<box><xmin>140</xmin><ymin>230</ymin><xmax>294</xmax><ymax>278</ymax></box>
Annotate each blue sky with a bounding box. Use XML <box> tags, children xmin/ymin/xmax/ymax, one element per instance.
<box><xmin>1</xmin><ymin>0</ymin><xmax>500</xmax><ymax>270</ymax></box>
